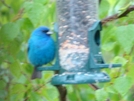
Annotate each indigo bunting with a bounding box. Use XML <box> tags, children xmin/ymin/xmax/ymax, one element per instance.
<box><xmin>27</xmin><ymin>26</ymin><xmax>56</xmax><ymax>79</ymax></box>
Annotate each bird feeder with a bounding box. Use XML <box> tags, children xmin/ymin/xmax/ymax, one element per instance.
<box><xmin>37</xmin><ymin>0</ymin><xmax>121</xmax><ymax>85</ymax></box>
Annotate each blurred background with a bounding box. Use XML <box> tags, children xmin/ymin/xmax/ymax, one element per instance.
<box><xmin>0</xmin><ymin>0</ymin><xmax>134</xmax><ymax>101</ymax></box>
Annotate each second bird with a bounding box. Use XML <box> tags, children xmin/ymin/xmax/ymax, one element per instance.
<box><xmin>27</xmin><ymin>26</ymin><xmax>56</xmax><ymax>79</ymax></box>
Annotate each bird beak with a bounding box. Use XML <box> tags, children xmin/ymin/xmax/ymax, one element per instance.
<box><xmin>46</xmin><ymin>31</ymin><xmax>53</xmax><ymax>35</ymax></box>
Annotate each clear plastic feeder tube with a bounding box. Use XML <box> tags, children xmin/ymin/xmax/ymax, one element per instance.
<box><xmin>56</xmin><ymin>0</ymin><xmax>99</xmax><ymax>71</ymax></box>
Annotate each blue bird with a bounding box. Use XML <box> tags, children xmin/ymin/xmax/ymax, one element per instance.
<box><xmin>27</xmin><ymin>26</ymin><xmax>56</xmax><ymax>79</ymax></box>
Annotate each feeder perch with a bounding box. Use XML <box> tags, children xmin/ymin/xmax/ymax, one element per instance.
<box><xmin>37</xmin><ymin>0</ymin><xmax>121</xmax><ymax>85</ymax></box>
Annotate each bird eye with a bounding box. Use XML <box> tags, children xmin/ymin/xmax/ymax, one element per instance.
<box><xmin>42</xmin><ymin>30</ymin><xmax>48</xmax><ymax>33</ymax></box>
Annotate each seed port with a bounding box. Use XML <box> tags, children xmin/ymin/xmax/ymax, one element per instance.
<box><xmin>94</xmin><ymin>30</ymin><xmax>100</xmax><ymax>46</ymax></box>
<box><xmin>66</xmin><ymin>75</ymin><xmax>75</xmax><ymax>80</ymax></box>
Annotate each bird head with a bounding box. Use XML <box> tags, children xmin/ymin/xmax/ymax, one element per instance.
<box><xmin>31</xmin><ymin>26</ymin><xmax>53</xmax><ymax>37</ymax></box>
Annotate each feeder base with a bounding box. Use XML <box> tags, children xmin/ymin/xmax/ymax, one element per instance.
<box><xmin>51</xmin><ymin>72</ymin><xmax>110</xmax><ymax>85</ymax></box>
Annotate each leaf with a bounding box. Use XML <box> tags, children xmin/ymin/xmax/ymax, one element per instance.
<box><xmin>33</xmin><ymin>0</ymin><xmax>49</xmax><ymax>4</ymax></box>
<box><xmin>0</xmin><ymin>90</ymin><xmax>7</xmax><ymax>99</ymax></box>
<box><xmin>8</xmin><ymin>38</ymin><xmax>22</xmax><ymax>56</ymax></box>
<box><xmin>101</xmin><ymin>25</ymin><xmax>116</xmax><ymax>44</ymax></box>
<box><xmin>0</xmin><ymin>22</ymin><xmax>20</xmax><ymax>42</ymax></box>
<box><xmin>9</xmin><ymin>61</ymin><xmax>21</xmax><ymax>78</ymax></box>
<box><xmin>0</xmin><ymin>80</ymin><xmax>6</xmax><ymax>90</ymax></box>
<box><xmin>115</xmin><ymin>1</ymin><xmax>130</xmax><ymax>13</ymax></box>
<box><xmin>113</xmin><ymin>76</ymin><xmax>133</xmax><ymax>97</ymax></box>
<box><xmin>114</xmin><ymin>25</ymin><xmax>134</xmax><ymax>53</ymax></box>
<box><xmin>11</xmin><ymin>84</ymin><xmax>26</xmax><ymax>94</ymax></box>
<box><xmin>107</xmin><ymin>0</ymin><xmax>118</xmax><ymax>15</ymax></box>
<box><xmin>40</xmin><ymin>84</ymin><xmax>59</xmax><ymax>101</ymax></box>
<box><xmin>16</xmin><ymin>50</ymin><xmax>26</xmax><ymax>61</ymax></box>
<box><xmin>77</xmin><ymin>85</ymin><xmax>96</xmax><ymax>100</ymax></box>
<box><xmin>107</xmin><ymin>0</ymin><xmax>118</xmax><ymax>7</ymax></box>
<box><xmin>112</xmin><ymin>56</ymin><xmax>128</xmax><ymax>66</ymax></box>
<box><xmin>16</xmin><ymin>75</ymin><xmax>27</xmax><ymax>84</ymax></box>
<box><xmin>29</xmin><ymin>91</ymin><xmax>41</xmax><ymax>101</ymax></box>
<box><xmin>16</xmin><ymin>18</ymin><xmax>34</xmax><ymax>33</ymax></box>
<box><xmin>106</xmin><ymin>85</ymin><xmax>118</xmax><ymax>94</ymax></box>
<box><xmin>10</xmin><ymin>84</ymin><xmax>25</xmax><ymax>101</ymax></box>
<box><xmin>101</xmin><ymin>26</ymin><xmax>117</xmax><ymax>52</ymax></box>
<box><xmin>127</xmin><ymin>63</ymin><xmax>134</xmax><ymax>82</ymax></box>
<box><xmin>95</xmin><ymin>88</ymin><xmax>108</xmax><ymax>101</ymax></box>
<box><xmin>99</xmin><ymin>0</ymin><xmax>110</xmax><ymax>18</ymax></box>
<box><xmin>102</xmin><ymin>42</ymin><xmax>116</xmax><ymax>51</ymax></box>
<box><xmin>23</xmin><ymin>2</ymin><xmax>45</xmax><ymax>26</ymax></box>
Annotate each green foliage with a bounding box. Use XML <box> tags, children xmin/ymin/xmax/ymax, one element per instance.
<box><xmin>0</xmin><ymin>22</ymin><xmax>20</xmax><ymax>41</ymax></box>
<box><xmin>95</xmin><ymin>88</ymin><xmax>108</xmax><ymax>101</ymax></box>
<box><xmin>0</xmin><ymin>0</ymin><xmax>134</xmax><ymax>101</ymax></box>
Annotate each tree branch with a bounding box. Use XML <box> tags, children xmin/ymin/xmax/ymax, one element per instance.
<box><xmin>12</xmin><ymin>8</ymin><xmax>24</xmax><ymax>22</ymax></box>
<box><xmin>54</xmin><ymin>71</ymin><xmax>67</xmax><ymax>101</ymax></box>
<box><xmin>55</xmin><ymin>85</ymin><xmax>67</xmax><ymax>101</ymax></box>
<box><xmin>101</xmin><ymin>5</ymin><xmax>134</xmax><ymax>25</ymax></box>
<box><xmin>89</xmin><ymin>84</ymin><xmax>99</xmax><ymax>90</ymax></box>
<box><xmin>0</xmin><ymin>0</ymin><xmax>11</xmax><ymax>9</ymax></box>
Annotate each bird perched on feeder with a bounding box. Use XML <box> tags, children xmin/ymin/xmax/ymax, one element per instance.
<box><xmin>27</xmin><ymin>26</ymin><xmax>56</xmax><ymax>79</ymax></box>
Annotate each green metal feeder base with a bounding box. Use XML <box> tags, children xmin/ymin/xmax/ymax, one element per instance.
<box><xmin>51</xmin><ymin>72</ymin><xmax>110</xmax><ymax>85</ymax></box>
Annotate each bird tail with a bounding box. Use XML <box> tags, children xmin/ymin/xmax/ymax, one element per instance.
<box><xmin>31</xmin><ymin>67</ymin><xmax>42</xmax><ymax>79</ymax></box>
